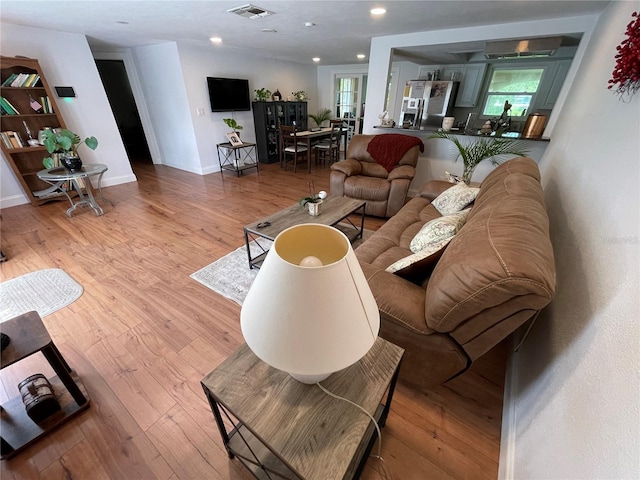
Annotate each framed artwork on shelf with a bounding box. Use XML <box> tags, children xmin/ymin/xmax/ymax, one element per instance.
<box><xmin>226</xmin><ymin>132</ymin><xmax>242</xmax><ymax>146</ymax></box>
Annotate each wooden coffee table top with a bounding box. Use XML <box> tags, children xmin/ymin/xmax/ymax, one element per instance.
<box><xmin>244</xmin><ymin>196</ymin><xmax>365</xmax><ymax>241</ymax></box>
<box><xmin>201</xmin><ymin>337</ymin><xmax>404</xmax><ymax>480</ymax></box>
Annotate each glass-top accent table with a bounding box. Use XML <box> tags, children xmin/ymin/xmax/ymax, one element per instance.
<box><xmin>36</xmin><ymin>163</ymin><xmax>113</xmax><ymax>217</ymax></box>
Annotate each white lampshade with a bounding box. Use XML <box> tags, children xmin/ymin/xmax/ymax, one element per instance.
<box><xmin>240</xmin><ymin>224</ymin><xmax>380</xmax><ymax>384</ymax></box>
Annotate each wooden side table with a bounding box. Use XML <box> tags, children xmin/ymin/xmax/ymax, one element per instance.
<box><xmin>0</xmin><ymin>311</ymin><xmax>90</xmax><ymax>459</ymax></box>
<box><xmin>201</xmin><ymin>337</ymin><xmax>403</xmax><ymax>480</ymax></box>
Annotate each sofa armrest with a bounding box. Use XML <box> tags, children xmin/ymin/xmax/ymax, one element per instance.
<box><xmin>387</xmin><ymin>165</ymin><xmax>416</xmax><ymax>181</ymax></box>
<box><xmin>330</xmin><ymin>158</ymin><xmax>362</xmax><ymax>177</ymax></box>
<box><xmin>418</xmin><ymin>180</ymin><xmax>455</xmax><ymax>201</ymax></box>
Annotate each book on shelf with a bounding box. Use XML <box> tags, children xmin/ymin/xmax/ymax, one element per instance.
<box><xmin>0</xmin><ymin>96</ymin><xmax>19</xmax><ymax>114</ymax></box>
<box><xmin>10</xmin><ymin>73</ymin><xmax>29</xmax><ymax>87</ymax></box>
<box><xmin>2</xmin><ymin>131</ymin><xmax>23</xmax><ymax>148</ymax></box>
<box><xmin>0</xmin><ymin>131</ymin><xmax>13</xmax><ymax>148</ymax></box>
<box><xmin>2</xmin><ymin>73</ymin><xmax>18</xmax><ymax>86</ymax></box>
<box><xmin>1</xmin><ymin>72</ymin><xmax>41</xmax><ymax>87</ymax></box>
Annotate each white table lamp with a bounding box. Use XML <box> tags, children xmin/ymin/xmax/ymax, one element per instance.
<box><xmin>241</xmin><ymin>223</ymin><xmax>380</xmax><ymax>384</ymax></box>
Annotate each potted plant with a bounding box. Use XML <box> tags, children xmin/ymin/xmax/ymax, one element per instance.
<box><xmin>308</xmin><ymin>108</ymin><xmax>332</xmax><ymax>130</ymax></box>
<box><xmin>223</xmin><ymin>118</ymin><xmax>243</xmax><ymax>134</ymax></box>
<box><xmin>42</xmin><ymin>129</ymin><xmax>98</xmax><ymax>172</ymax></box>
<box><xmin>292</xmin><ymin>90</ymin><xmax>307</xmax><ymax>101</ymax></box>
<box><xmin>299</xmin><ymin>181</ymin><xmax>327</xmax><ymax>216</ymax></box>
<box><xmin>254</xmin><ymin>88</ymin><xmax>271</xmax><ymax>102</ymax></box>
<box><xmin>428</xmin><ymin>131</ymin><xmax>529</xmax><ymax>184</ymax></box>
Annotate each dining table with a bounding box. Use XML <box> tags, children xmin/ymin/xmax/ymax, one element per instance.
<box><xmin>292</xmin><ymin>126</ymin><xmax>349</xmax><ymax>168</ymax></box>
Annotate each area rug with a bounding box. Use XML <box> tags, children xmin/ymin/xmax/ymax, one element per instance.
<box><xmin>190</xmin><ymin>240</ymin><xmax>271</xmax><ymax>306</ymax></box>
<box><xmin>190</xmin><ymin>229</ymin><xmax>373</xmax><ymax>306</ymax></box>
<box><xmin>0</xmin><ymin>268</ymin><xmax>84</xmax><ymax>322</ymax></box>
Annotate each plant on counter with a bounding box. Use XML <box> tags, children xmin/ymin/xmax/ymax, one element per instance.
<box><xmin>292</xmin><ymin>90</ymin><xmax>307</xmax><ymax>101</ymax></box>
<box><xmin>254</xmin><ymin>88</ymin><xmax>271</xmax><ymax>101</ymax></box>
<box><xmin>428</xmin><ymin>131</ymin><xmax>529</xmax><ymax>185</ymax></box>
<box><xmin>42</xmin><ymin>129</ymin><xmax>98</xmax><ymax>169</ymax></box>
<box><xmin>223</xmin><ymin>118</ymin><xmax>243</xmax><ymax>134</ymax></box>
<box><xmin>308</xmin><ymin>108</ymin><xmax>332</xmax><ymax>129</ymax></box>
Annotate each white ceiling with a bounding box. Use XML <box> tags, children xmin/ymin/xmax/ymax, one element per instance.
<box><xmin>0</xmin><ymin>1</ymin><xmax>610</xmax><ymax>65</ymax></box>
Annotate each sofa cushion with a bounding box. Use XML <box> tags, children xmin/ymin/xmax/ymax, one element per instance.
<box><xmin>385</xmin><ymin>237</ymin><xmax>452</xmax><ymax>282</ymax></box>
<box><xmin>409</xmin><ymin>208</ymin><xmax>470</xmax><ymax>253</ymax></box>
<box><xmin>432</xmin><ymin>183</ymin><xmax>479</xmax><ymax>215</ymax></box>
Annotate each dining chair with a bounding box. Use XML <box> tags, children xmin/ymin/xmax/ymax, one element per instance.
<box><xmin>314</xmin><ymin>123</ymin><xmax>341</xmax><ymax>165</ymax></box>
<box><xmin>279</xmin><ymin>125</ymin><xmax>308</xmax><ymax>173</ymax></box>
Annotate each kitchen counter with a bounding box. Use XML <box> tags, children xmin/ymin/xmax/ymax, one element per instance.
<box><xmin>373</xmin><ymin>124</ymin><xmax>550</xmax><ymax>142</ymax></box>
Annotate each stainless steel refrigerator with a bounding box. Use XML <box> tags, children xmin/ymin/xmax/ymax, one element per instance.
<box><xmin>398</xmin><ymin>80</ymin><xmax>459</xmax><ymax>129</ymax></box>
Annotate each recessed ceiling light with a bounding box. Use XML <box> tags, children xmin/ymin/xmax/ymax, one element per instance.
<box><xmin>210</xmin><ymin>37</ymin><xmax>222</xmax><ymax>44</ymax></box>
<box><xmin>357</xmin><ymin>54</ymin><xmax>366</xmax><ymax>59</ymax></box>
<box><xmin>312</xmin><ymin>57</ymin><xmax>320</xmax><ymax>62</ymax></box>
<box><xmin>304</xmin><ymin>22</ymin><xmax>315</xmax><ymax>27</ymax></box>
<box><xmin>370</xmin><ymin>7</ymin><xmax>386</xmax><ymax>15</ymax></box>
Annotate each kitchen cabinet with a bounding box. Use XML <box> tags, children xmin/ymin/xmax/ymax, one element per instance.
<box><xmin>538</xmin><ymin>60</ymin><xmax>571</xmax><ymax>110</ymax></box>
<box><xmin>453</xmin><ymin>64</ymin><xmax>487</xmax><ymax>108</ymax></box>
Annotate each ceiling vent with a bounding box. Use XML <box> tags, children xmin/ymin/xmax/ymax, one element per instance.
<box><xmin>227</xmin><ymin>4</ymin><xmax>274</xmax><ymax>19</ymax></box>
<box><xmin>485</xmin><ymin>37</ymin><xmax>562</xmax><ymax>59</ymax></box>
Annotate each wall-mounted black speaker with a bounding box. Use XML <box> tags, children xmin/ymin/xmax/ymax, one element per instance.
<box><xmin>55</xmin><ymin>86</ymin><xmax>76</xmax><ymax>98</ymax></box>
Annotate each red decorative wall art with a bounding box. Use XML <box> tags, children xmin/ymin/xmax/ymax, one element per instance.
<box><xmin>608</xmin><ymin>11</ymin><xmax>640</xmax><ymax>100</ymax></box>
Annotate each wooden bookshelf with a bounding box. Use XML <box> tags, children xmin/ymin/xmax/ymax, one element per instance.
<box><xmin>1</xmin><ymin>56</ymin><xmax>68</xmax><ymax>205</ymax></box>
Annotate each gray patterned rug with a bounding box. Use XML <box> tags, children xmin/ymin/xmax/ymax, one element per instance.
<box><xmin>191</xmin><ymin>230</ymin><xmax>372</xmax><ymax>306</ymax></box>
<box><xmin>0</xmin><ymin>268</ymin><xmax>84</xmax><ymax>322</ymax></box>
<box><xmin>190</xmin><ymin>240</ymin><xmax>271</xmax><ymax>306</ymax></box>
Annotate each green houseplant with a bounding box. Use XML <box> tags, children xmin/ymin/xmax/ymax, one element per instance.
<box><xmin>223</xmin><ymin>118</ymin><xmax>243</xmax><ymax>134</ymax></box>
<box><xmin>254</xmin><ymin>88</ymin><xmax>271</xmax><ymax>101</ymax></box>
<box><xmin>308</xmin><ymin>108</ymin><xmax>332</xmax><ymax>129</ymax></box>
<box><xmin>292</xmin><ymin>90</ymin><xmax>307</xmax><ymax>101</ymax></box>
<box><xmin>42</xmin><ymin>129</ymin><xmax>98</xmax><ymax>171</ymax></box>
<box><xmin>428</xmin><ymin>131</ymin><xmax>529</xmax><ymax>184</ymax></box>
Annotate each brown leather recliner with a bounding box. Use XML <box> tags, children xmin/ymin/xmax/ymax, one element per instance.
<box><xmin>330</xmin><ymin>134</ymin><xmax>421</xmax><ymax>217</ymax></box>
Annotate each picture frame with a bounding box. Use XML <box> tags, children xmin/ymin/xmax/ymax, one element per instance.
<box><xmin>226</xmin><ymin>132</ymin><xmax>242</xmax><ymax>146</ymax></box>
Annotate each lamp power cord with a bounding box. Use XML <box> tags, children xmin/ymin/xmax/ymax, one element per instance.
<box><xmin>316</xmin><ymin>382</ymin><xmax>393</xmax><ymax>480</ymax></box>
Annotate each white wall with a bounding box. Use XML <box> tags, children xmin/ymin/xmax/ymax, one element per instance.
<box><xmin>131</xmin><ymin>43</ymin><xmax>202</xmax><ymax>174</ymax></box>
<box><xmin>177</xmin><ymin>46</ymin><xmax>317</xmax><ymax>174</ymax></box>
<box><xmin>500</xmin><ymin>1</ymin><xmax>640</xmax><ymax>478</ymax></box>
<box><xmin>0</xmin><ymin>24</ymin><xmax>136</xmax><ymax>208</ymax></box>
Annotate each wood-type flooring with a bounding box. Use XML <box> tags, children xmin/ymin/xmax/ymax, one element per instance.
<box><xmin>0</xmin><ymin>159</ymin><xmax>506</xmax><ymax>479</ymax></box>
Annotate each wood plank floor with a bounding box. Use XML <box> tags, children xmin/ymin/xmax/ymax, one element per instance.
<box><xmin>0</xmin><ymin>159</ymin><xmax>506</xmax><ymax>479</ymax></box>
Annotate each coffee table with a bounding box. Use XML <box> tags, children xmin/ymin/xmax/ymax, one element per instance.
<box><xmin>243</xmin><ymin>197</ymin><xmax>366</xmax><ymax>269</ymax></box>
<box><xmin>201</xmin><ymin>337</ymin><xmax>404</xmax><ymax>480</ymax></box>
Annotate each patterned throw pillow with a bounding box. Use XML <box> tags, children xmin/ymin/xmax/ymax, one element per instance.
<box><xmin>385</xmin><ymin>237</ymin><xmax>452</xmax><ymax>281</ymax></box>
<box><xmin>409</xmin><ymin>209</ymin><xmax>470</xmax><ymax>253</ymax></box>
<box><xmin>432</xmin><ymin>183</ymin><xmax>480</xmax><ymax>215</ymax></box>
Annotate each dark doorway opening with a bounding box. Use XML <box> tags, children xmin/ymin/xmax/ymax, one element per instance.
<box><xmin>95</xmin><ymin>59</ymin><xmax>152</xmax><ymax>168</ymax></box>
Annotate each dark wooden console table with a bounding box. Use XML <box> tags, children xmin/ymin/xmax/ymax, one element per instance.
<box><xmin>0</xmin><ymin>311</ymin><xmax>90</xmax><ymax>459</ymax></box>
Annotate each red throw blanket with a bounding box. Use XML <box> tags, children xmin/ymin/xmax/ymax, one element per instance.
<box><xmin>366</xmin><ymin>134</ymin><xmax>424</xmax><ymax>173</ymax></box>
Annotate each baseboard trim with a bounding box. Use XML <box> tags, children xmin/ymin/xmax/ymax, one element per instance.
<box><xmin>498</xmin><ymin>337</ymin><xmax>518</xmax><ymax>480</ymax></box>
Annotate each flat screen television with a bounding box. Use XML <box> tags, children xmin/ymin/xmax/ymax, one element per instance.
<box><xmin>207</xmin><ymin>77</ymin><xmax>251</xmax><ymax>112</ymax></box>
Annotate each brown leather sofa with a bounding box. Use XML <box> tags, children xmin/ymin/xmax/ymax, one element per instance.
<box><xmin>355</xmin><ymin>157</ymin><xmax>556</xmax><ymax>390</ymax></box>
<box><xmin>330</xmin><ymin>134</ymin><xmax>420</xmax><ymax>217</ymax></box>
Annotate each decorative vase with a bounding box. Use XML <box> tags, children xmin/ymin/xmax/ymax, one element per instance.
<box><xmin>462</xmin><ymin>166</ymin><xmax>475</xmax><ymax>185</ymax></box>
<box><xmin>308</xmin><ymin>200</ymin><xmax>322</xmax><ymax>216</ymax></box>
<box><xmin>60</xmin><ymin>155</ymin><xmax>83</xmax><ymax>172</ymax></box>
